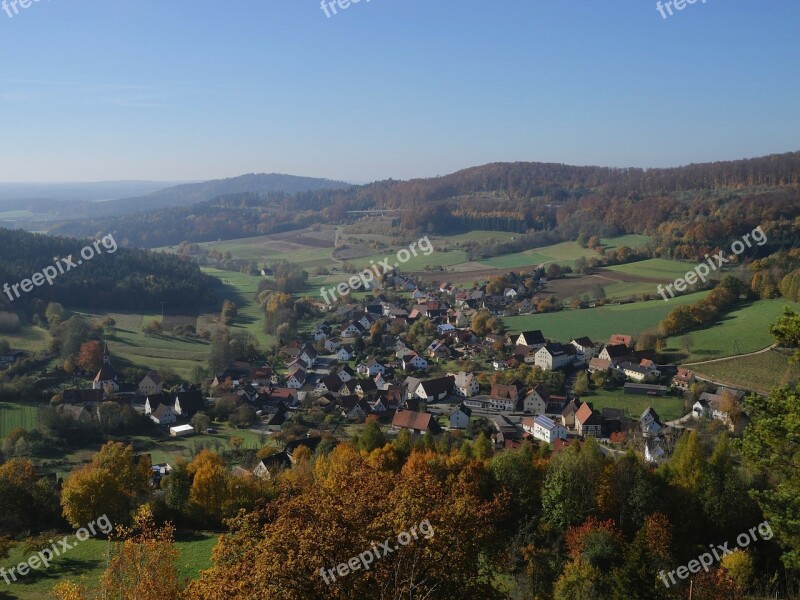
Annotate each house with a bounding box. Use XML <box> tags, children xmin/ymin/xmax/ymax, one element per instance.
<box><xmin>436</xmin><ymin>323</ymin><xmax>456</xmax><ymax>335</ymax></box>
<box><xmin>138</xmin><ymin>371</ymin><xmax>163</xmax><ymax>397</ymax></box>
<box><xmin>640</xmin><ymin>406</ymin><xmax>663</xmax><ymax>437</ymax></box>
<box><xmin>618</xmin><ymin>361</ymin><xmax>661</xmax><ymax>382</ymax></box>
<box><xmin>534</xmin><ymin>343</ymin><xmax>574</xmax><ymax>371</ymax></box>
<box><xmin>529</xmin><ymin>415</ymin><xmax>568</xmax><ymax>444</ymax></box>
<box><xmin>253</xmin><ymin>452</ymin><xmax>292</xmax><ymax>479</ymax></box>
<box><xmin>373</xmin><ymin>387</ymin><xmax>403</xmax><ymax>412</ymax></box>
<box><xmin>415</xmin><ymin>376</ymin><xmax>455</xmax><ymax>402</ymax></box>
<box><xmin>401</xmin><ymin>352</ymin><xmax>428</xmax><ymax>372</ymax></box>
<box><xmin>392</xmin><ymin>410</ymin><xmax>440</xmax><ymax>434</ymax></box>
<box><xmin>522</xmin><ymin>384</ymin><xmax>549</xmax><ymax>414</ymax></box>
<box><xmin>339</xmin><ymin>395</ymin><xmax>371</xmax><ymax>420</ymax></box>
<box><xmin>448</xmin><ymin>404</ymin><xmax>472</xmax><ymax>429</ymax></box>
<box><xmin>355</xmin><ymin>378</ymin><xmax>378</xmax><ymax>398</ymax></box>
<box><xmin>609</xmin><ymin>334</ymin><xmax>633</xmax><ymax>347</ymax></box>
<box><xmin>426</xmin><ymin>340</ymin><xmax>451</xmax><ymax>360</ymax></box>
<box><xmin>298</xmin><ymin>344</ymin><xmax>318</xmax><ymax>367</ymax></box>
<box><xmin>92</xmin><ymin>343</ymin><xmax>119</xmax><ymax>392</ymax></box>
<box><xmin>504</xmin><ymin>288</ymin><xmax>518</xmax><ymax>298</ymax></box>
<box><xmin>695</xmin><ymin>387</ymin><xmax>746</xmax><ymax>427</ymax></box>
<box><xmin>451</xmin><ymin>371</ymin><xmax>480</xmax><ymax>398</ymax></box>
<box><xmin>174</xmin><ymin>390</ymin><xmax>205</xmax><ymax>417</ymax></box>
<box><xmin>644</xmin><ymin>438</ymin><xmax>666</xmax><ymax>464</ymax></box>
<box><xmin>358</xmin><ymin>359</ymin><xmax>386</xmax><ymax>378</ymax></box>
<box><xmin>263</xmin><ymin>402</ymin><xmax>289</xmax><ymax>431</ymax></box>
<box><xmin>673</xmin><ymin>368</ymin><xmax>696</xmax><ymax>390</ymax></box>
<box><xmin>561</xmin><ymin>399</ymin><xmax>582</xmax><ymax>429</ymax></box>
<box><xmin>489</xmin><ymin>382</ymin><xmax>525</xmax><ymax>412</ymax></box>
<box><xmin>338</xmin><ymin>365</ymin><xmax>356</xmax><ymax>382</ymax></box>
<box><xmin>337</xmin><ymin>345</ymin><xmax>356</xmax><ymax>361</ymax></box>
<box><xmin>341</xmin><ymin>322</ymin><xmax>366</xmax><ymax>338</ymax></box>
<box><xmin>570</xmin><ymin>337</ymin><xmax>597</xmax><ymax>364</ymax></box>
<box><xmin>316</xmin><ymin>374</ymin><xmax>344</xmax><ymax>395</ymax></box>
<box><xmin>516</xmin><ymin>330</ymin><xmax>546</xmax><ymax>348</ymax></box>
<box><xmin>169</xmin><ymin>424</ymin><xmax>195</xmax><ymax>437</ymax></box>
<box><xmin>601</xmin><ymin>408</ymin><xmax>625</xmax><ymax>437</ymax></box>
<box><xmin>57</xmin><ymin>403</ymin><xmax>93</xmax><ymax>424</ymax></box>
<box><xmin>575</xmin><ymin>403</ymin><xmax>603</xmax><ymax>438</ymax></box>
<box><xmin>150</xmin><ymin>404</ymin><xmax>177</xmax><ymax>426</ymax></box>
<box><xmin>324</xmin><ymin>338</ymin><xmax>342</xmax><ymax>352</ymax></box>
<box><xmin>286</xmin><ymin>369</ymin><xmax>306</xmax><ymax>389</ymax></box>
<box><xmin>598</xmin><ymin>344</ymin><xmax>631</xmax><ymax>365</ymax></box>
<box><xmin>588</xmin><ymin>357</ymin><xmax>613</xmax><ymax>373</ymax></box>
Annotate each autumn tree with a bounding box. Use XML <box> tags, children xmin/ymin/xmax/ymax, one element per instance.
<box><xmin>76</xmin><ymin>340</ymin><xmax>103</xmax><ymax>372</ymax></box>
<box><xmin>60</xmin><ymin>442</ymin><xmax>149</xmax><ymax>528</ymax></box>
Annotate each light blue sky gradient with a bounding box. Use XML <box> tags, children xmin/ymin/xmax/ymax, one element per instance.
<box><xmin>0</xmin><ymin>0</ymin><xmax>797</xmax><ymax>182</ymax></box>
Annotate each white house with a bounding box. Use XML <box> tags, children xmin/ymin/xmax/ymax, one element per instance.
<box><xmin>451</xmin><ymin>371</ymin><xmax>480</xmax><ymax>398</ymax></box>
<box><xmin>401</xmin><ymin>352</ymin><xmax>428</xmax><ymax>372</ymax></box>
<box><xmin>437</xmin><ymin>323</ymin><xmax>456</xmax><ymax>335</ymax></box>
<box><xmin>415</xmin><ymin>376</ymin><xmax>454</xmax><ymax>402</ymax></box>
<box><xmin>357</xmin><ymin>359</ymin><xmax>386</xmax><ymax>378</ymax></box>
<box><xmin>449</xmin><ymin>404</ymin><xmax>472</xmax><ymax>429</ymax></box>
<box><xmin>534</xmin><ymin>343</ymin><xmax>573</xmax><ymax>371</ymax></box>
<box><xmin>516</xmin><ymin>330</ymin><xmax>546</xmax><ymax>348</ymax></box>
<box><xmin>150</xmin><ymin>404</ymin><xmax>176</xmax><ymax>426</ymax></box>
<box><xmin>618</xmin><ymin>361</ymin><xmax>661</xmax><ymax>382</ymax></box>
<box><xmin>286</xmin><ymin>369</ymin><xmax>306</xmax><ymax>389</ymax></box>
<box><xmin>138</xmin><ymin>371</ymin><xmax>163</xmax><ymax>397</ymax></box>
<box><xmin>640</xmin><ymin>406</ymin><xmax>663</xmax><ymax>438</ymax></box>
<box><xmin>337</xmin><ymin>345</ymin><xmax>355</xmax><ymax>361</ymax></box>
<box><xmin>324</xmin><ymin>338</ymin><xmax>342</xmax><ymax>352</ymax></box>
<box><xmin>644</xmin><ymin>439</ymin><xmax>666</xmax><ymax>464</ymax></box>
<box><xmin>522</xmin><ymin>384</ymin><xmax>549</xmax><ymax>414</ymax></box>
<box><xmin>528</xmin><ymin>415</ymin><xmax>568</xmax><ymax>444</ymax></box>
<box><xmin>570</xmin><ymin>337</ymin><xmax>596</xmax><ymax>364</ymax></box>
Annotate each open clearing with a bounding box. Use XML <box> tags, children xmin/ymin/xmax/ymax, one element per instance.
<box><xmin>0</xmin><ymin>402</ymin><xmax>39</xmax><ymax>437</ymax></box>
<box><xmin>0</xmin><ymin>532</ymin><xmax>218</xmax><ymax>600</ymax></box>
<box><xmin>664</xmin><ymin>299</ymin><xmax>800</xmax><ymax>362</ymax></box>
<box><xmin>503</xmin><ymin>291</ymin><xmax>707</xmax><ymax>342</ymax></box>
<box><xmin>581</xmin><ymin>388</ymin><xmax>685</xmax><ymax>422</ymax></box>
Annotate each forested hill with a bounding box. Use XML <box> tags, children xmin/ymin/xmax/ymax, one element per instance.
<box><xmin>47</xmin><ymin>152</ymin><xmax>800</xmax><ymax>248</ymax></box>
<box><xmin>0</xmin><ymin>229</ymin><xmax>218</xmax><ymax>311</ymax></box>
<box><xmin>88</xmin><ymin>172</ymin><xmax>352</xmax><ymax>217</ymax></box>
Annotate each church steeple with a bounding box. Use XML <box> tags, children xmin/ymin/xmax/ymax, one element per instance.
<box><xmin>102</xmin><ymin>342</ymin><xmax>111</xmax><ymax>365</ymax></box>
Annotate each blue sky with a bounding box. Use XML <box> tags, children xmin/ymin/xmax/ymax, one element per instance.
<box><xmin>0</xmin><ymin>0</ymin><xmax>797</xmax><ymax>183</ymax></box>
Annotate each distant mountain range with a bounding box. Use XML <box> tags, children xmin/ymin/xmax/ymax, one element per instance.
<box><xmin>0</xmin><ymin>173</ymin><xmax>351</xmax><ymax>225</ymax></box>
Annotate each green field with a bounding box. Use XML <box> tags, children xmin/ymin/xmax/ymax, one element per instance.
<box><xmin>605</xmin><ymin>258</ymin><xmax>698</xmax><ymax>280</ymax></box>
<box><xmin>477</xmin><ymin>235</ymin><xmax>651</xmax><ymax>270</ymax></box>
<box><xmin>504</xmin><ymin>291</ymin><xmax>708</xmax><ymax>343</ymax></box>
<box><xmin>1</xmin><ymin>325</ymin><xmax>51</xmax><ymax>354</ymax></box>
<box><xmin>0</xmin><ymin>402</ymin><xmax>39</xmax><ymax>438</ymax></box>
<box><xmin>581</xmin><ymin>388</ymin><xmax>686</xmax><ymax>422</ymax></box>
<box><xmin>665</xmin><ymin>299</ymin><xmax>800</xmax><ymax>362</ymax></box>
<box><xmin>692</xmin><ymin>350</ymin><xmax>798</xmax><ymax>395</ymax></box>
<box><xmin>0</xmin><ymin>532</ymin><xmax>218</xmax><ymax>599</ymax></box>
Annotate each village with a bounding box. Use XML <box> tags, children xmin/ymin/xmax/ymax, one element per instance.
<box><xmin>29</xmin><ymin>266</ymin><xmax>751</xmax><ymax>483</ymax></box>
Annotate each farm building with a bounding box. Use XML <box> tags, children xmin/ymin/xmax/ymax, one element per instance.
<box><xmin>169</xmin><ymin>424</ymin><xmax>195</xmax><ymax>437</ymax></box>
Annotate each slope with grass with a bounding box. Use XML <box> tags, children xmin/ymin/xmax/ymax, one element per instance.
<box><xmin>503</xmin><ymin>291</ymin><xmax>707</xmax><ymax>343</ymax></box>
<box><xmin>0</xmin><ymin>532</ymin><xmax>218</xmax><ymax>600</ymax></box>
<box><xmin>691</xmin><ymin>350</ymin><xmax>798</xmax><ymax>394</ymax></box>
<box><xmin>0</xmin><ymin>402</ymin><xmax>39</xmax><ymax>438</ymax></box>
<box><xmin>664</xmin><ymin>299</ymin><xmax>800</xmax><ymax>362</ymax></box>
